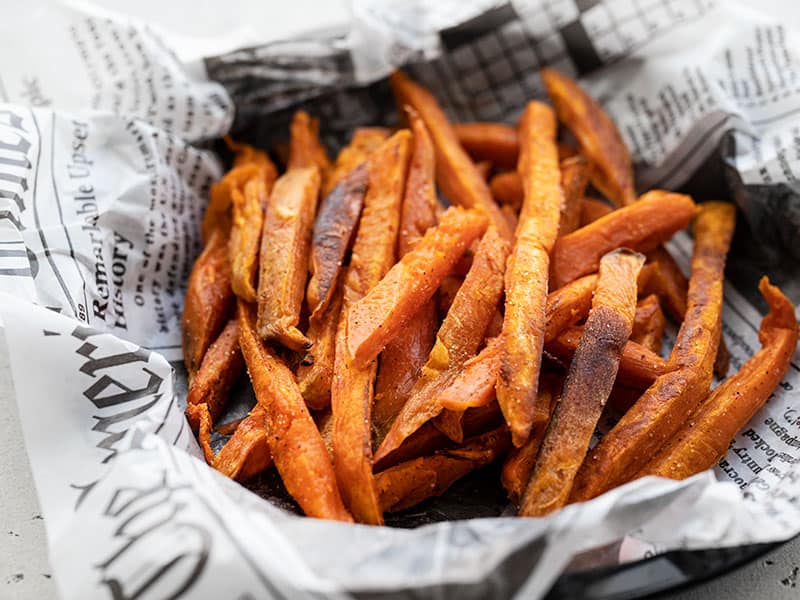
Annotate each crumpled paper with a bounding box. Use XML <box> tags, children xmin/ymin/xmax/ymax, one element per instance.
<box><xmin>1</xmin><ymin>1</ymin><xmax>799</xmax><ymax>598</ymax></box>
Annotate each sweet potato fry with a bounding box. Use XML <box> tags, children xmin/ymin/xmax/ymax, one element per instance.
<box><xmin>225</xmin><ymin>136</ymin><xmax>274</xmax><ymax>171</ymax></box>
<box><xmin>332</xmin><ymin>130</ymin><xmax>411</xmax><ymax>524</ymax></box>
<box><xmin>498</xmin><ymin>101</ymin><xmax>563</xmax><ymax>447</ymax></box>
<box><xmin>631</xmin><ymin>294</ymin><xmax>666</xmax><ymax>354</ymax></box>
<box><xmin>390</xmin><ymin>71</ymin><xmax>513</xmax><ymax>240</ymax></box>
<box><xmin>230</xmin><ymin>173</ymin><xmax>275</xmax><ymax>302</ymax></box>
<box><xmin>238</xmin><ymin>302</ymin><xmax>352</xmax><ymax>521</ymax></box>
<box><xmin>558</xmin><ymin>156</ymin><xmax>590</xmax><ymax>237</ymax></box>
<box><xmin>203</xmin><ymin>164</ymin><xmax>266</xmax><ymax>242</ymax></box>
<box><xmin>436</xmin><ymin>337</ymin><xmax>503</xmax><ymax>412</ymax></box>
<box><xmin>570</xmin><ymin>202</ymin><xmax>736</xmax><ymax>501</ymax></box>
<box><xmin>257</xmin><ymin>166</ymin><xmax>321</xmax><ymax>350</ymax></box>
<box><xmin>186</xmin><ymin>319</ymin><xmax>243</xmax><ymax>426</ymax></box>
<box><xmin>638</xmin><ymin>277</ymin><xmax>799</xmax><ymax>480</ymax></box>
<box><xmin>213</xmin><ymin>404</ymin><xmax>273</xmax><ymax>482</ymax></box>
<box><xmin>374</xmin><ymin>227</ymin><xmax>509</xmax><ymax>463</ymax></box>
<box><xmin>550</xmin><ymin>191</ymin><xmax>696</xmax><ymax>288</ymax></box>
<box><xmin>580</xmin><ymin>197</ymin><xmax>614</xmax><ymax>226</ymax></box>
<box><xmin>540</xmin><ymin>67</ymin><xmax>635</xmax><ymax>206</ymax></box>
<box><xmin>297</xmin><ymin>286</ymin><xmax>343</xmax><ymax>411</ymax></box>
<box><xmin>489</xmin><ymin>171</ymin><xmax>522</xmax><ymax>210</ymax></box>
<box><xmin>373</xmin><ymin>113</ymin><xmax>440</xmax><ymax>444</ymax></box>
<box><xmin>347</xmin><ymin>207</ymin><xmax>488</xmax><ymax>367</ymax></box>
<box><xmin>548</xmin><ymin>326</ymin><xmax>671</xmax><ymax>389</ymax></box>
<box><xmin>374</xmin><ymin>402</ymin><xmax>503</xmax><ymax>471</ymax></box>
<box><xmin>544</xmin><ymin>274</ymin><xmax>597</xmax><ymax>342</ymax></box>
<box><xmin>306</xmin><ymin>163</ymin><xmax>368</xmax><ymax>319</ymax></box>
<box><xmin>186</xmin><ymin>402</ymin><xmax>214</xmax><ymax>464</ymax></box>
<box><xmin>645</xmin><ymin>246</ymin><xmax>688</xmax><ymax>322</ymax></box>
<box><xmin>287</xmin><ymin>110</ymin><xmax>331</xmax><ymax>183</ymax></box>
<box><xmin>521</xmin><ymin>249</ymin><xmax>644</xmax><ymax>516</ymax></box>
<box><xmin>377</xmin><ymin>427</ymin><xmax>511</xmax><ymax>512</ymax></box>
<box><xmin>502</xmin><ymin>373</ymin><xmax>562</xmax><ymax>505</ymax></box>
<box><xmin>324</xmin><ymin>127</ymin><xmax>390</xmax><ymax>197</ymax></box>
<box><xmin>182</xmin><ymin>222</ymin><xmax>234</xmax><ymax>379</ymax></box>
<box><xmin>454</xmin><ymin>122</ymin><xmax>518</xmax><ymax>170</ymax></box>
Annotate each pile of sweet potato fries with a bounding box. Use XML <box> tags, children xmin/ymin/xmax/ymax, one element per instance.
<box><xmin>182</xmin><ymin>68</ymin><xmax>799</xmax><ymax>523</ymax></box>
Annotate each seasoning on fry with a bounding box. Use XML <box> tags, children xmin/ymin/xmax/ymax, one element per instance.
<box><xmin>498</xmin><ymin>101</ymin><xmax>563</xmax><ymax>447</ymax></box>
<box><xmin>257</xmin><ymin>166</ymin><xmax>321</xmax><ymax>350</ymax></box>
<box><xmin>521</xmin><ymin>249</ymin><xmax>644</xmax><ymax>516</ymax></box>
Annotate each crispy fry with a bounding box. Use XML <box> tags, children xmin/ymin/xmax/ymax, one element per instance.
<box><xmin>433</xmin><ymin>407</ymin><xmax>468</xmax><ymax>443</ymax></box>
<box><xmin>230</xmin><ymin>174</ymin><xmax>275</xmax><ymax>302</ymax></box>
<box><xmin>225</xmin><ymin>136</ymin><xmax>274</xmax><ymax>171</ymax></box>
<box><xmin>374</xmin><ymin>403</ymin><xmax>503</xmax><ymax>471</ymax></box>
<box><xmin>454</xmin><ymin>122</ymin><xmax>518</xmax><ymax>170</ymax></box>
<box><xmin>541</xmin><ymin>67</ymin><xmax>635</xmax><ymax>206</ymax></box>
<box><xmin>580</xmin><ymin>197</ymin><xmax>614</xmax><ymax>226</ymax></box>
<box><xmin>550</xmin><ymin>191</ymin><xmax>696</xmax><ymax>288</ymax></box>
<box><xmin>238</xmin><ymin>302</ymin><xmax>352</xmax><ymax>521</ymax></box>
<box><xmin>374</xmin><ymin>227</ymin><xmax>509</xmax><ymax>463</ymax></box>
<box><xmin>489</xmin><ymin>171</ymin><xmax>522</xmax><ymax>210</ymax></box>
<box><xmin>571</xmin><ymin>202</ymin><xmax>736</xmax><ymax>501</ymax></box>
<box><xmin>182</xmin><ymin>222</ymin><xmax>234</xmax><ymax>379</ymax></box>
<box><xmin>638</xmin><ymin>277</ymin><xmax>799</xmax><ymax>480</ymax></box>
<box><xmin>521</xmin><ymin>249</ymin><xmax>644</xmax><ymax>516</ymax></box>
<box><xmin>498</xmin><ymin>101</ymin><xmax>563</xmax><ymax>447</ymax></box>
<box><xmin>436</xmin><ymin>337</ymin><xmax>502</xmax><ymax>412</ymax></box>
<box><xmin>347</xmin><ymin>207</ymin><xmax>488</xmax><ymax>367</ymax></box>
<box><xmin>475</xmin><ymin>160</ymin><xmax>492</xmax><ymax>179</ymax></box>
<box><xmin>390</xmin><ymin>71</ymin><xmax>513</xmax><ymax>240</ymax></box>
<box><xmin>257</xmin><ymin>166</ymin><xmax>321</xmax><ymax>350</ymax></box>
<box><xmin>297</xmin><ymin>286</ymin><xmax>343</xmax><ymax>410</ymax></box>
<box><xmin>714</xmin><ymin>339</ymin><xmax>731</xmax><ymax>379</ymax></box>
<box><xmin>437</xmin><ymin>275</ymin><xmax>463</xmax><ymax>315</ymax></box>
<box><xmin>306</xmin><ymin>163</ymin><xmax>368</xmax><ymax>319</ymax></box>
<box><xmin>186</xmin><ymin>402</ymin><xmax>214</xmax><ymax>464</ymax></box>
<box><xmin>631</xmin><ymin>294</ymin><xmax>666</xmax><ymax>354</ymax></box>
<box><xmin>332</xmin><ymin>131</ymin><xmax>412</xmax><ymax>524</ymax></box>
<box><xmin>287</xmin><ymin>110</ymin><xmax>331</xmax><ymax>183</ymax></box>
<box><xmin>213</xmin><ymin>405</ymin><xmax>273</xmax><ymax>481</ymax></box>
<box><xmin>324</xmin><ymin>127</ymin><xmax>390</xmax><ymax>197</ymax></box>
<box><xmin>548</xmin><ymin>326</ymin><xmax>671</xmax><ymax>389</ymax></box>
<box><xmin>645</xmin><ymin>246</ymin><xmax>688</xmax><ymax>322</ymax></box>
<box><xmin>558</xmin><ymin>156</ymin><xmax>590</xmax><ymax>237</ymax></box>
<box><xmin>186</xmin><ymin>319</ymin><xmax>243</xmax><ymax>426</ymax></box>
<box><xmin>544</xmin><ymin>274</ymin><xmax>597</xmax><ymax>342</ymax></box>
<box><xmin>203</xmin><ymin>165</ymin><xmax>264</xmax><ymax>242</ymax></box>
<box><xmin>501</xmin><ymin>373</ymin><xmax>562</xmax><ymax>505</ymax></box>
<box><xmin>373</xmin><ymin>113</ymin><xmax>440</xmax><ymax>445</ymax></box>
<box><xmin>377</xmin><ymin>427</ymin><xmax>510</xmax><ymax>512</ymax></box>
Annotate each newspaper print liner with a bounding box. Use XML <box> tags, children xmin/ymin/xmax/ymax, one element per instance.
<box><xmin>1</xmin><ymin>0</ymin><xmax>800</xmax><ymax>598</ymax></box>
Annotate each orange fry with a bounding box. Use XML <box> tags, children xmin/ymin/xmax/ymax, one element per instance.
<box><xmin>436</xmin><ymin>336</ymin><xmax>502</xmax><ymax>412</ymax></box>
<box><xmin>557</xmin><ymin>156</ymin><xmax>590</xmax><ymax>237</ymax></box>
<box><xmin>521</xmin><ymin>249</ymin><xmax>644</xmax><ymax>516</ymax></box>
<box><xmin>239</xmin><ymin>302</ymin><xmax>352</xmax><ymax>521</ymax></box>
<box><xmin>580</xmin><ymin>197</ymin><xmax>614</xmax><ymax>226</ymax></box>
<box><xmin>638</xmin><ymin>277</ymin><xmax>799</xmax><ymax>480</ymax></box>
<box><xmin>287</xmin><ymin>110</ymin><xmax>332</xmax><ymax>184</ymax></box>
<box><xmin>182</xmin><ymin>222</ymin><xmax>234</xmax><ymax>379</ymax></box>
<box><xmin>454</xmin><ymin>122</ymin><xmax>519</xmax><ymax>170</ymax></box>
<box><xmin>501</xmin><ymin>373</ymin><xmax>561</xmax><ymax>505</ymax></box>
<box><xmin>377</xmin><ymin>427</ymin><xmax>511</xmax><ymax>512</ymax></box>
<box><xmin>306</xmin><ymin>163</ymin><xmax>368</xmax><ymax>319</ymax></box>
<box><xmin>373</xmin><ymin>111</ymin><xmax>440</xmax><ymax>445</ymax></box>
<box><xmin>213</xmin><ymin>405</ymin><xmax>273</xmax><ymax>482</ymax></box>
<box><xmin>374</xmin><ymin>227</ymin><xmax>509</xmax><ymax>463</ymax></box>
<box><xmin>548</xmin><ymin>326</ymin><xmax>671</xmax><ymax>389</ymax></box>
<box><xmin>498</xmin><ymin>101</ymin><xmax>564</xmax><ymax>447</ymax></box>
<box><xmin>347</xmin><ymin>207</ymin><xmax>488</xmax><ymax>367</ymax></box>
<box><xmin>230</xmin><ymin>173</ymin><xmax>275</xmax><ymax>302</ymax></box>
<box><xmin>571</xmin><ymin>202</ymin><xmax>736</xmax><ymax>502</ymax></box>
<box><xmin>645</xmin><ymin>246</ymin><xmax>688</xmax><ymax>323</ymax></box>
<box><xmin>390</xmin><ymin>71</ymin><xmax>513</xmax><ymax>240</ymax></box>
<box><xmin>332</xmin><ymin>131</ymin><xmax>412</xmax><ymax>524</ymax></box>
<box><xmin>297</xmin><ymin>286</ymin><xmax>344</xmax><ymax>411</ymax></box>
<box><xmin>489</xmin><ymin>171</ymin><xmax>522</xmax><ymax>210</ymax></box>
<box><xmin>631</xmin><ymin>294</ymin><xmax>666</xmax><ymax>354</ymax></box>
<box><xmin>550</xmin><ymin>191</ymin><xmax>696</xmax><ymax>288</ymax></box>
<box><xmin>186</xmin><ymin>319</ymin><xmax>243</xmax><ymax>426</ymax></box>
<box><xmin>257</xmin><ymin>166</ymin><xmax>321</xmax><ymax>350</ymax></box>
<box><xmin>203</xmin><ymin>163</ymin><xmax>266</xmax><ymax>242</ymax></box>
<box><xmin>324</xmin><ymin>127</ymin><xmax>390</xmax><ymax>197</ymax></box>
<box><xmin>541</xmin><ymin>67</ymin><xmax>635</xmax><ymax>206</ymax></box>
